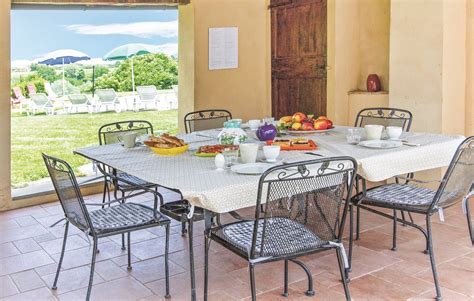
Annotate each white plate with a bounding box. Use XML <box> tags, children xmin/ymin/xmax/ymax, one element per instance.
<box><xmin>358</xmin><ymin>140</ymin><xmax>402</xmax><ymax>149</ymax></box>
<box><xmin>285</xmin><ymin>127</ymin><xmax>335</xmax><ymax>136</ymax></box>
<box><xmin>231</xmin><ymin>163</ymin><xmax>275</xmax><ymax>175</ymax></box>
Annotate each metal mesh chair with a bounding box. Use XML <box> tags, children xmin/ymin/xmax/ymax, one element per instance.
<box><xmin>98</xmin><ymin>121</ymin><xmax>158</xmax><ymax>248</ymax></box>
<box><xmin>354</xmin><ymin>107</ymin><xmax>413</xmax><ymax>130</ymax></box>
<box><xmin>204</xmin><ymin>157</ymin><xmax>358</xmax><ymax>301</ymax></box>
<box><xmin>350</xmin><ymin>107</ymin><xmax>414</xmax><ymax>269</ymax></box>
<box><xmin>184</xmin><ymin>109</ymin><xmax>232</xmax><ymax>133</ymax></box>
<box><xmin>162</xmin><ymin>110</ymin><xmax>233</xmax><ymax>236</ymax></box>
<box><xmin>43</xmin><ymin>154</ymin><xmax>171</xmax><ymax>301</ymax></box>
<box><xmin>352</xmin><ymin>136</ymin><xmax>474</xmax><ymax>300</ymax></box>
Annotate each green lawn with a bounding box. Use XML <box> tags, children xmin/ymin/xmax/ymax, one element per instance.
<box><xmin>11</xmin><ymin>110</ymin><xmax>178</xmax><ymax>188</ymax></box>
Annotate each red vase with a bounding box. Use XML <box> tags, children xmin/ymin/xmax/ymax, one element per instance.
<box><xmin>367</xmin><ymin>74</ymin><xmax>381</xmax><ymax>92</ymax></box>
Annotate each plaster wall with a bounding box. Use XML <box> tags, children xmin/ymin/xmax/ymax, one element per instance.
<box><xmin>389</xmin><ymin>0</ymin><xmax>444</xmax><ymax>133</ymax></box>
<box><xmin>177</xmin><ymin>3</ymin><xmax>195</xmax><ymax>133</ymax></box>
<box><xmin>467</xmin><ymin>0</ymin><xmax>474</xmax><ymax>136</ymax></box>
<box><xmin>348</xmin><ymin>92</ymin><xmax>389</xmax><ymax>125</ymax></box>
<box><xmin>190</xmin><ymin>0</ymin><xmax>271</xmax><ymax>122</ymax></box>
<box><xmin>327</xmin><ymin>0</ymin><xmax>360</xmax><ymax>125</ymax></box>
<box><xmin>358</xmin><ymin>0</ymin><xmax>390</xmax><ymax>91</ymax></box>
<box><xmin>0</xmin><ymin>1</ymin><xmax>12</xmax><ymax>210</ymax></box>
<box><xmin>442</xmin><ymin>0</ymin><xmax>466</xmax><ymax>135</ymax></box>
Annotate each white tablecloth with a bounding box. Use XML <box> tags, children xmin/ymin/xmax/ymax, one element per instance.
<box><xmin>75</xmin><ymin>127</ymin><xmax>464</xmax><ymax>213</ymax></box>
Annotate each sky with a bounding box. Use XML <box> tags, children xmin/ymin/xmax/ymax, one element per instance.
<box><xmin>11</xmin><ymin>8</ymin><xmax>178</xmax><ymax>62</ymax></box>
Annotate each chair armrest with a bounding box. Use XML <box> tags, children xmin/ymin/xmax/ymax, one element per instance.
<box><xmin>228</xmin><ymin>211</ymin><xmax>255</xmax><ymax>221</ymax></box>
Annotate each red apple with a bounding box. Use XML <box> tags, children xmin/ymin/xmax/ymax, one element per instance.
<box><xmin>301</xmin><ymin>122</ymin><xmax>315</xmax><ymax>131</ymax></box>
<box><xmin>292</xmin><ymin>112</ymin><xmax>307</xmax><ymax>123</ymax></box>
<box><xmin>314</xmin><ymin>119</ymin><xmax>329</xmax><ymax>130</ymax></box>
<box><xmin>326</xmin><ymin>119</ymin><xmax>333</xmax><ymax>128</ymax></box>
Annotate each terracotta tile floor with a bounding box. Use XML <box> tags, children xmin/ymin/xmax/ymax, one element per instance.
<box><xmin>0</xmin><ymin>191</ymin><xmax>473</xmax><ymax>301</ymax></box>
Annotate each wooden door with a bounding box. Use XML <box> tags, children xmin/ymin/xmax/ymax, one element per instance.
<box><xmin>271</xmin><ymin>0</ymin><xmax>327</xmax><ymax>119</ymax></box>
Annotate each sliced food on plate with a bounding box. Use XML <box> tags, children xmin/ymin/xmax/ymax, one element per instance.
<box><xmin>268</xmin><ymin>138</ymin><xmax>317</xmax><ymax>150</ymax></box>
<box><xmin>195</xmin><ymin>144</ymin><xmax>239</xmax><ymax>157</ymax></box>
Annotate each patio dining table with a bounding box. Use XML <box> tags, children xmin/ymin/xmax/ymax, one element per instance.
<box><xmin>74</xmin><ymin>126</ymin><xmax>464</xmax><ymax>300</ymax></box>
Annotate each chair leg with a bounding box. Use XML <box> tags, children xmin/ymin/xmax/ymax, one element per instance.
<box><xmin>290</xmin><ymin>259</ymin><xmax>314</xmax><ymax>296</ymax></box>
<box><xmin>466</xmin><ymin>199</ymin><xmax>474</xmax><ymax>245</ymax></box>
<box><xmin>52</xmin><ymin>221</ymin><xmax>69</xmax><ymax>290</ymax></box>
<box><xmin>121</xmin><ymin>191</ymin><xmax>126</xmax><ymax>250</ymax></box>
<box><xmin>127</xmin><ymin>232</ymin><xmax>132</xmax><ymax>270</ymax></box>
<box><xmin>101</xmin><ymin>180</ymin><xmax>108</xmax><ymax>209</ymax></box>
<box><xmin>348</xmin><ymin>204</ymin><xmax>354</xmax><ymax>273</ymax></box>
<box><xmin>86</xmin><ymin>237</ymin><xmax>98</xmax><ymax>301</ymax></box>
<box><xmin>408</xmin><ymin>212</ymin><xmax>415</xmax><ymax>224</ymax></box>
<box><xmin>165</xmin><ymin>224</ymin><xmax>170</xmax><ymax>299</ymax></box>
<box><xmin>282</xmin><ymin>259</ymin><xmax>289</xmax><ymax>297</ymax></box>
<box><xmin>188</xmin><ymin>218</ymin><xmax>196</xmax><ymax>301</ymax></box>
<box><xmin>356</xmin><ymin>206</ymin><xmax>361</xmax><ymax>240</ymax></box>
<box><xmin>181</xmin><ymin>216</ymin><xmax>187</xmax><ymax>236</ymax></box>
<box><xmin>426</xmin><ymin>215</ymin><xmax>442</xmax><ymax>300</ymax></box>
<box><xmin>336</xmin><ymin>248</ymin><xmax>351</xmax><ymax>301</ymax></box>
<box><xmin>249</xmin><ymin>264</ymin><xmax>257</xmax><ymax>301</ymax></box>
<box><xmin>392</xmin><ymin>209</ymin><xmax>398</xmax><ymax>251</ymax></box>
<box><xmin>401</xmin><ymin>210</ymin><xmax>407</xmax><ymax>227</ymax></box>
<box><xmin>204</xmin><ymin>234</ymin><xmax>211</xmax><ymax>301</ymax></box>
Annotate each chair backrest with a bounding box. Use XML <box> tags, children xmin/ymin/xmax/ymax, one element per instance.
<box><xmin>27</xmin><ymin>84</ymin><xmax>36</xmax><ymax>95</ymax></box>
<box><xmin>247</xmin><ymin>157</ymin><xmax>357</xmax><ymax>259</ymax></box>
<box><xmin>430</xmin><ymin>136</ymin><xmax>474</xmax><ymax>211</ymax></box>
<box><xmin>42</xmin><ymin>154</ymin><xmax>93</xmax><ymax>232</ymax></box>
<box><xmin>68</xmin><ymin>94</ymin><xmax>89</xmax><ymax>105</ymax></box>
<box><xmin>98</xmin><ymin>120</ymin><xmax>153</xmax><ymax>145</ymax></box>
<box><xmin>137</xmin><ymin>85</ymin><xmax>158</xmax><ymax>101</ymax></box>
<box><xmin>44</xmin><ymin>82</ymin><xmax>58</xmax><ymax>98</ymax></box>
<box><xmin>184</xmin><ymin>109</ymin><xmax>232</xmax><ymax>133</ymax></box>
<box><xmin>12</xmin><ymin>86</ymin><xmax>25</xmax><ymax>99</ymax></box>
<box><xmin>30</xmin><ymin>93</ymin><xmax>50</xmax><ymax>106</ymax></box>
<box><xmin>355</xmin><ymin>108</ymin><xmax>413</xmax><ymax>131</ymax></box>
<box><xmin>96</xmin><ymin>89</ymin><xmax>118</xmax><ymax>103</ymax></box>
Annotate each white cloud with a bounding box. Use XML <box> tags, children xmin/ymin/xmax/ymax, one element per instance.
<box><xmin>66</xmin><ymin>20</ymin><xmax>178</xmax><ymax>39</ymax></box>
<box><xmin>11</xmin><ymin>59</ymin><xmax>32</xmax><ymax>69</ymax></box>
<box><xmin>150</xmin><ymin>43</ymin><xmax>178</xmax><ymax>56</ymax></box>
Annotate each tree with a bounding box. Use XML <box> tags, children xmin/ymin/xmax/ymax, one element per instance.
<box><xmin>64</xmin><ymin>65</ymin><xmax>85</xmax><ymax>82</ymax></box>
<box><xmin>30</xmin><ymin>63</ymin><xmax>60</xmax><ymax>83</ymax></box>
<box><xmin>95</xmin><ymin>53</ymin><xmax>178</xmax><ymax>92</ymax></box>
<box><xmin>93</xmin><ymin>65</ymin><xmax>110</xmax><ymax>79</ymax></box>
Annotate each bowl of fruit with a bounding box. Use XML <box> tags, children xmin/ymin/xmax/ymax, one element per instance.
<box><xmin>279</xmin><ymin>112</ymin><xmax>334</xmax><ymax>135</ymax></box>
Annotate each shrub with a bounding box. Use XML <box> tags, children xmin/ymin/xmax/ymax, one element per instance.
<box><xmin>13</xmin><ymin>74</ymin><xmax>45</xmax><ymax>97</ymax></box>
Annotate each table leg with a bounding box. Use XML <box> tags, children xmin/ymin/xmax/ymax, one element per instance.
<box><xmin>188</xmin><ymin>210</ymin><xmax>214</xmax><ymax>301</ymax></box>
<box><xmin>187</xmin><ymin>217</ymin><xmax>196</xmax><ymax>301</ymax></box>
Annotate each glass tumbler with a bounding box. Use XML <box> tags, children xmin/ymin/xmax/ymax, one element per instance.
<box><xmin>346</xmin><ymin>128</ymin><xmax>362</xmax><ymax>145</ymax></box>
<box><xmin>222</xmin><ymin>148</ymin><xmax>239</xmax><ymax>168</ymax></box>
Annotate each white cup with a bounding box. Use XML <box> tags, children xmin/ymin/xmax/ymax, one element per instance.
<box><xmin>262</xmin><ymin>117</ymin><xmax>275</xmax><ymax>124</ymax></box>
<box><xmin>386</xmin><ymin>126</ymin><xmax>403</xmax><ymax>140</ymax></box>
<box><xmin>138</xmin><ymin>133</ymin><xmax>151</xmax><ymax>144</ymax></box>
<box><xmin>248</xmin><ymin>119</ymin><xmax>261</xmax><ymax>130</ymax></box>
<box><xmin>364</xmin><ymin>125</ymin><xmax>384</xmax><ymax>140</ymax></box>
<box><xmin>120</xmin><ymin>132</ymin><xmax>137</xmax><ymax>148</ymax></box>
<box><xmin>263</xmin><ymin>145</ymin><xmax>280</xmax><ymax>162</ymax></box>
<box><xmin>240</xmin><ymin>143</ymin><xmax>259</xmax><ymax>164</ymax></box>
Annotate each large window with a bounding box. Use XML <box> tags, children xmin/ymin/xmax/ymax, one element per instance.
<box><xmin>10</xmin><ymin>6</ymin><xmax>179</xmax><ymax>196</ymax></box>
